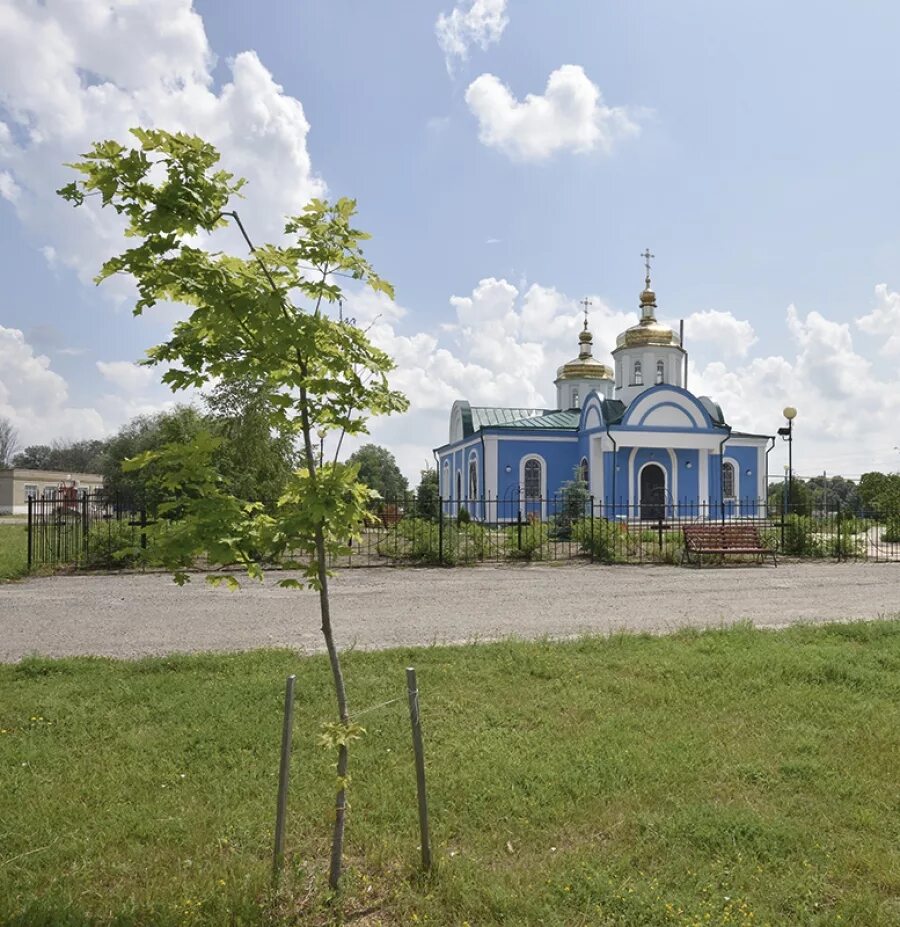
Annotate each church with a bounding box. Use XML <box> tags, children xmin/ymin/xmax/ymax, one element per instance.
<box><xmin>434</xmin><ymin>257</ymin><xmax>772</xmax><ymax>521</ymax></box>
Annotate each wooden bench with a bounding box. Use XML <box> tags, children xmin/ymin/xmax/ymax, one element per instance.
<box><xmin>683</xmin><ymin>524</ymin><xmax>776</xmax><ymax>567</ymax></box>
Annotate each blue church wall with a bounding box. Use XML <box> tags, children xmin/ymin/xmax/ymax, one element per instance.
<box><xmin>496</xmin><ymin>435</ymin><xmax>577</xmax><ymax>521</ymax></box>
<box><xmin>724</xmin><ymin>445</ymin><xmax>760</xmax><ymax>516</ymax></box>
<box><xmin>675</xmin><ymin>448</ymin><xmax>699</xmax><ymax>506</ymax></box>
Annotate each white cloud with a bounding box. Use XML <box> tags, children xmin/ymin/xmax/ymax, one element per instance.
<box><xmin>96</xmin><ymin>360</ymin><xmax>155</xmax><ymax>394</ymax></box>
<box><xmin>436</xmin><ymin>0</ymin><xmax>508</xmax><ymax>72</ymax></box>
<box><xmin>683</xmin><ymin>309</ymin><xmax>758</xmax><ymax>358</ymax></box>
<box><xmin>465</xmin><ymin>65</ymin><xmax>641</xmax><ymax>162</ymax></box>
<box><xmin>0</xmin><ymin>325</ymin><xmax>105</xmax><ymax>446</ymax></box>
<box><xmin>0</xmin><ymin>0</ymin><xmax>325</xmax><ymax>289</ymax></box>
<box><xmin>856</xmin><ymin>283</ymin><xmax>900</xmax><ymax>355</ymax></box>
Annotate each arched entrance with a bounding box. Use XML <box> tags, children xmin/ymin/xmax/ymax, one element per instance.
<box><xmin>640</xmin><ymin>463</ymin><xmax>666</xmax><ymax>520</ymax></box>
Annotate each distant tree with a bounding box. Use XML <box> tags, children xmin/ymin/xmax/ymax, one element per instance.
<box><xmin>347</xmin><ymin>444</ymin><xmax>408</xmax><ymax>500</ymax></box>
<box><xmin>858</xmin><ymin>471</ymin><xmax>900</xmax><ymax>514</ymax></box>
<box><xmin>0</xmin><ymin>418</ymin><xmax>20</xmax><ymax>467</ymax></box>
<box><xmin>102</xmin><ymin>406</ymin><xmax>206</xmax><ymax>499</ymax></box>
<box><xmin>12</xmin><ymin>445</ymin><xmax>52</xmax><ymax>469</ymax></box>
<box><xmin>415</xmin><ymin>466</ymin><xmax>440</xmax><ymax>519</ymax></box>
<box><xmin>204</xmin><ymin>379</ymin><xmax>296</xmax><ymax>502</ymax></box>
<box><xmin>46</xmin><ymin>439</ymin><xmax>108</xmax><ymax>473</ymax></box>
<box><xmin>805</xmin><ymin>474</ymin><xmax>860</xmax><ymax>514</ymax></box>
<box><xmin>767</xmin><ymin>474</ymin><xmax>813</xmax><ymax>516</ymax></box>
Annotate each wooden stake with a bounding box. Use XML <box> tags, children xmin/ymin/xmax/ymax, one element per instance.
<box><xmin>406</xmin><ymin>667</ymin><xmax>432</xmax><ymax>871</ymax></box>
<box><xmin>273</xmin><ymin>673</ymin><xmax>296</xmax><ymax>884</ymax></box>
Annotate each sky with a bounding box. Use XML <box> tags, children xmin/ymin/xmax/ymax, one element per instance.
<box><xmin>1</xmin><ymin>0</ymin><xmax>900</xmax><ymax>481</ymax></box>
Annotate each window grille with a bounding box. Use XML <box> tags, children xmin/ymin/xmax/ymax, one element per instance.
<box><xmin>723</xmin><ymin>462</ymin><xmax>736</xmax><ymax>499</ymax></box>
<box><xmin>524</xmin><ymin>459</ymin><xmax>541</xmax><ymax>499</ymax></box>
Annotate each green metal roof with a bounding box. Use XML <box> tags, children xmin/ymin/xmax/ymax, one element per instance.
<box><xmin>470</xmin><ymin>407</ymin><xmax>546</xmax><ymax>430</ymax></box>
<box><xmin>491</xmin><ymin>409</ymin><xmax>581</xmax><ymax>430</ymax></box>
<box><xmin>600</xmin><ymin>399</ymin><xmax>626</xmax><ymax>425</ymax></box>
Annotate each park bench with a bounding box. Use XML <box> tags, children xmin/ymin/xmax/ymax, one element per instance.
<box><xmin>682</xmin><ymin>524</ymin><xmax>776</xmax><ymax>567</ymax></box>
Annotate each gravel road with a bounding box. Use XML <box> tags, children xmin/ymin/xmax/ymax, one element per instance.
<box><xmin>2</xmin><ymin>562</ymin><xmax>898</xmax><ymax>662</ymax></box>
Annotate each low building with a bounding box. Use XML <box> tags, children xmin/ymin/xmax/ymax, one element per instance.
<box><xmin>0</xmin><ymin>469</ymin><xmax>104</xmax><ymax>515</ymax></box>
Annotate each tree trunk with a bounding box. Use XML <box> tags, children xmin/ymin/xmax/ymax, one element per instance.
<box><xmin>297</xmin><ymin>377</ymin><xmax>351</xmax><ymax>891</ymax></box>
<box><xmin>314</xmin><ymin>522</ymin><xmax>351</xmax><ymax>890</ymax></box>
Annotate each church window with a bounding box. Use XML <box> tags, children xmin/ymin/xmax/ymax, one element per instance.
<box><xmin>579</xmin><ymin>457</ymin><xmax>589</xmax><ymax>484</ymax></box>
<box><xmin>572</xmin><ymin>389</ymin><xmax>579</xmax><ymax>408</ymax></box>
<box><xmin>442</xmin><ymin>461</ymin><xmax>450</xmax><ymax>497</ymax></box>
<box><xmin>656</xmin><ymin>360</ymin><xmax>665</xmax><ymax>384</ymax></box>
<box><xmin>633</xmin><ymin>361</ymin><xmax>643</xmax><ymax>385</ymax></box>
<box><xmin>524</xmin><ymin>459</ymin><xmax>542</xmax><ymax>499</ymax></box>
<box><xmin>468</xmin><ymin>458</ymin><xmax>478</xmax><ymax>500</ymax></box>
<box><xmin>722</xmin><ymin>462</ymin><xmax>736</xmax><ymax>499</ymax></box>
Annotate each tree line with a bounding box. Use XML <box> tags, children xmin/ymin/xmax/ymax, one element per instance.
<box><xmin>1</xmin><ymin>400</ymin><xmax>436</xmax><ymax>508</ymax></box>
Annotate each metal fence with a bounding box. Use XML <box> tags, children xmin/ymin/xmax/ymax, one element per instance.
<box><xmin>26</xmin><ymin>491</ymin><xmax>149</xmax><ymax>572</ymax></box>
<box><xmin>26</xmin><ymin>489</ymin><xmax>900</xmax><ymax>571</ymax></box>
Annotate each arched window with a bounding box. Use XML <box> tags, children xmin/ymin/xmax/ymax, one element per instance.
<box><xmin>524</xmin><ymin>459</ymin><xmax>542</xmax><ymax>499</ymax></box>
<box><xmin>468</xmin><ymin>457</ymin><xmax>478</xmax><ymax>500</ymax></box>
<box><xmin>571</xmin><ymin>389</ymin><xmax>579</xmax><ymax>408</ymax></box>
<box><xmin>579</xmin><ymin>457</ymin><xmax>589</xmax><ymax>484</ymax></box>
<box><xmin>442</xmin><ymin>461</ymin><xmax>450</xmax><ymax>497</ymax></box>
<box><xmin>722</xmin><ymin>461</ymin><xmax>736</xmax><ymax>499</ymax></box>
<box><xmin>633</xmin><ymin>360</ymin><xmax>643</xmax><ymax>385</ymax></box>
<box><xmin>656</xmin><ymin>360</ymin><xmax>665</xmax><ymax>384</ymax></box>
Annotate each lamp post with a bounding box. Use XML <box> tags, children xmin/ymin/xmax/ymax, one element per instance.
<box><xmin>777</xmin><ymin>406</ymin><xmax>797</xmax><ymax>513</ymax></box>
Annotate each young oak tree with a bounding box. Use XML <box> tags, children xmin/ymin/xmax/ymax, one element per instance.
<box><xmin>59</xmin><ymin>129</ymin><xmax>408</xmax><ymax>889</ymax></box>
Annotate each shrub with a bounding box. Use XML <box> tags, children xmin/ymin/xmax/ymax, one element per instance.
<box><xmin>376</xmin><ymin>517</ymin><xmax>485</xmax><ymax>565</ymax></box>
<box><xmin>780</xmin><ymin>515</ymin><xmax>824</xmax><ymax>557</ymax></box>
<box><xmin>504</xmin><ymin>522</ymin><xmax>550</xmax><ymax>560</ymax></box>
<box><xmin>882</xmin><ymin>517</ymin><xmax>900</xmax><ymax>543</ymax></box>
<box><xmin>571</xmin><ymin>517</ymin><xmax>618</xmax><ymax>562</ymax></box>
<box><xmin>457</xmin><ymin>506</ymin><xmax>471</xmax><ymax>525</ymax></box>
<box><xmin>84</xmin><ymin>519</ymin><xmax>153</xmax><ymax>569</ymax></box>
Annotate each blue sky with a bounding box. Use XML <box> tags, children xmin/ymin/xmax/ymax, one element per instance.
<box><xmin>2</xmin><ymin>0</ymin><xmax>900</xmax><ymax>478</ymax></box>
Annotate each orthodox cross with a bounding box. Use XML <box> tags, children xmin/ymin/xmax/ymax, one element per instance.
<box><xmin>641</xmin><ymin>248</ymin><xmax>655</xmax><ymax>287</ymax></box>
<box><xmin>580</xmin><ymin>296</ymin><xmax>592</xmax><ymax>330</ymax></box>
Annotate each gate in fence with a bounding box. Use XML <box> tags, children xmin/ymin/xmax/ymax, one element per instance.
<box><xmin>25</xmin><ymin>490</ymin><xmax>900</xmax><ymax>570</ymax></box>
<box><xmin>27</xmin><ymin>491</ymin><xmax>147</xmax><ymax>571</ymax></box>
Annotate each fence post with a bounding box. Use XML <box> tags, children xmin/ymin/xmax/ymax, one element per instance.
<box><xmin>272</xmin><ymin>673</ymin><xmax>296</xmax><ymax>884</ymax></box>
<box><xmin>438</xmin><ymin>499</ymin><xmax>444</xmax><ymax>566</ymax></box>
<box><xmin>836</xmin><ymin>503</ymin><xmax>843</xmax><ymax>562</ymax></box>
<box><xmin>517</xmin><ymin>496</ymin><xmax>523</xmax><ymax>552</ymax></box>
<box><xmin>27</xmin><ymin>495</ymin><xmax>33</xmax><ymax>571</ymax></box>
<box><xmin>405</xmin><ymin>667</ymin><xmax>432</xmax><ymax>871</ymax></box>
<box><xmin>590</xmin><ymin>495</ymin><xmax>595</xmax><ymax>563</ymax></box>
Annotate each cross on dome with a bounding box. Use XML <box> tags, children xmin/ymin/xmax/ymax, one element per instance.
<box><xmin>579</xmin><ymin>296</ymin><xmax>592</xmax><ymax>331</ymax></box>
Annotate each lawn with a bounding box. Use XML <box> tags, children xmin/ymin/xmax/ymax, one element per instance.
<box><xmin>0</xmin><ymin>522</ymin><xmax>28</xmax><ymax>581</ymax></box>
<box><xmin>1</xmin><ymin>622</ymin><xmax>898</xmax><ymax>926</ymax></box>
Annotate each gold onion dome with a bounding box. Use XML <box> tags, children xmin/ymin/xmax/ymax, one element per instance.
<box><xmin>615</xmin><ymin>265</ymin><xmax>680</xmax><ymax>348</ymax></box>
<box><xmin>557</xmin><ymin>319</ymin><xmax>613</xmax><ymax>381</ymax></box>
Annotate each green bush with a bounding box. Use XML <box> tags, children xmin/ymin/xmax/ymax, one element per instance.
<box><xmin>84</xmin><ymin>519</ymin><xmax>155</xmax><ymax>569</ymax></box>
<box><xmin>571</xmin><ymin>517</ymin><xmax>619</xmax><ymax>562</ymax></box>
<box><xmin>457</xmin><ymin>506</ymin><xmax>471</xmax><ymax>525</ymax></box>
<box><xmin>780</xmin><ymin>515</ymin><xmax>824</xmax><ymax>557</ymax></box>
<box><xmin>882</xmin><ymin>517</ymin><xmax>900</xmax><ymax>543</ymax></box>
<box><xmin>376</xmin><ymin>517</ymin><xmax>485</xmax><ymax>565</ymax></box>
<box><xmin>504</xmin><ymin>521</ymin><xmax>550</xmax><ymax>560</ymax></box>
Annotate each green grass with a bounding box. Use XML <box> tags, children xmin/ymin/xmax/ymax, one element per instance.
<box><xmin>0</xmin><ymin>523</ymin><xmax>28</xmax><ymax>580</ymax></box>
<box><xmin>2</xmin><ymin>623</ymin><xmax>899</xmax><ymax>926</ymax></box>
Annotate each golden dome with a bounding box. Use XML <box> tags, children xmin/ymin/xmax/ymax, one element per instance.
<box><xmin>556</xmin><ymin>357</ymin><xmax>614</xmax><ymax>381</ymax></box>
<box><xmin>615</xmin><ymin>277</ymin><xmax>681</xmax><ymax>349</ymax></box>
<box><xmin>556</xmin><ymin>319</ymin><xmax>613</xmax><ymax>381</ymax></box>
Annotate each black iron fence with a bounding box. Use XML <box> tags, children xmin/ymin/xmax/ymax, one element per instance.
<box><xmin>26</xmin><ymin>489</ymin><xmax>900</xmax><ymax>571</ymax></box>
<box><xmin>26</xmin><ymin>492</ymin><xmax>150</xmax><ymax>572</ymax></box>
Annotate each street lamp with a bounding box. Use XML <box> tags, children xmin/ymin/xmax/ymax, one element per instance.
<box><xmin>777</xmin><ymin>406</ymin><xmax>797</xmax><ymax>514</ymax></box>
